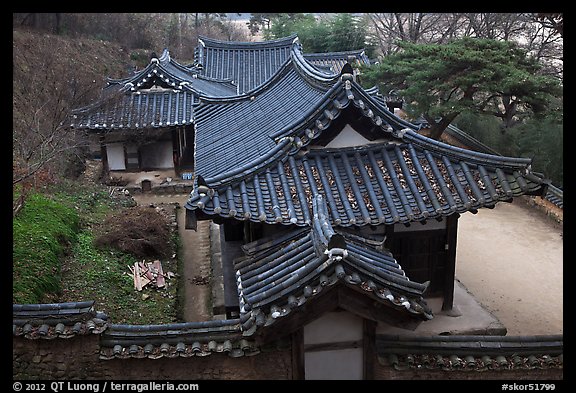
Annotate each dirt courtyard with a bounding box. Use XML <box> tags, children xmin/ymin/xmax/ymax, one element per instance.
<box><xmin>455</xmin><ymin>198</ymin><xmax>563</xmax><ymax>336</ymax></box>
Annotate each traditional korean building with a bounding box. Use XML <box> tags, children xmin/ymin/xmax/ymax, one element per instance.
<box><xmin>177</xmin><ymin>35</ymin><xmax>550</xmax><ymax>377</ymax></box>
<box><xmin>70</xmin><ymin>35</ymin><xmax>377</xmax><ymax>186</ymax></box>
<box><xmin>15</xmin><ymin>34</ymin><xmax>559</xmax><ymax>380</ymax></box>
<box><xmin>184</xmin><ymin>36</ymin><xmax>546</xmax><ymax>311</ymax></box>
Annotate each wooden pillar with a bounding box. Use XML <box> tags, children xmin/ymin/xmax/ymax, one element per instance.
<box><xmin>99</xmin><ymin>134</ymin><xmax>109</xmax><ymax>174</ymax></box>
<box><xmin>291</xmin><ymin>328</ymin><xmax>305</xmax><ymax>380</ymax></box>
<box><xmin>363</xmin><ymin>319</ymin><xmax>376</xmax><ymax>380</ymax></box>
<box><xmin>442</xmin><ymin>213</ymin><xmax>459</xmax><ymax>311</ymax></box>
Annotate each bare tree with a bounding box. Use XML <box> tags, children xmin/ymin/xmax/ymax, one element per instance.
<box><xmin>13</xmin><ymin>28</ymin><xmax>131</xmax><ymax>189</ymax></box>
<box><xmin>523</xmin><ymin>13</ymin><xmax>563</xmax><ymax>81</ymax></box>
<box><xmin>367</xmin><ymin>12</ymin><xmax>562</xmax><ymax>81</ymax></box>
<box><xmin>368</xmin><ymin>13</ymin><xmax>467</xmax><ymax>56</ymax></box>
<box><xmin>220</xmin><ymin>18</ymin><xmax>252</xmax><ymax>42</ymax></box>
<box><xmin>462</xmin><ymin>13</ymin><xmax>527</xmax><ymax>40</ymax></box>
<box><xmin>533</xmin><ymin>13</ymin><xmax>563</xmax><ymax>37</ymax></box>
<box><xmin>13</xmin><ymin>47</ymin><xmax>91</xmax><ymax>187</ymax></box>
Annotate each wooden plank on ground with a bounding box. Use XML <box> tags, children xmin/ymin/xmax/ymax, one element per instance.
<box><xmin>153</xmin><ymin>260</ymin><xmax>165</xmax><ymax>288</ymax></box>
<box><xmin>134</xmin><ymin>262</ymin><xmax>142</xmax><ymax>291</ymax></box>
<box><xmin>140</xmin><ymin>276</ymin><xmax>151</xmax><ymax>288</ymax></box>
<box><xmin>140</xmin><ymin>260</ymin><xmax>154</xmax><ymax>281</ymax></box>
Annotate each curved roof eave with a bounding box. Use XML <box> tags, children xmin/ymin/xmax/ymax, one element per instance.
<box><xmin>105</xmin><ymin>50</ymin><xmax>199</xmax><ymax>90</ymax></box>
<box><xmin>304</xmin><ymin>48</ymin><xmax>368</xmax><ymax>59</ymax></box>
<box><xmin>198</xmin><ymin>33</ymin><xmax>298</xmax><ymax>50</ymax></box>
<box><xmin>403</xmin><ymin>130</ymin><xmax>534</xmax><ymax>169</ymax></box>
<box><xmin>270</xmin><ymin>75</ymin><xmax>420</xmax><ymax>142</ymax></box>
<box><xmin>290</xmin><ymin>41</ymin><xmax>340</xmax><ymax>82</ymax></box>
<box><xmin>185</xmin><ymin>136</ymin><xmax>546</xmax><ymax>228</ymax></box>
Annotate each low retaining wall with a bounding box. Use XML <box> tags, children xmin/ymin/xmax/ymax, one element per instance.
<box><xmin>13</xmin><ymin>331</ymin><xmax>563</xmax><ymax>380</ymax></box>
<box><xmin>13</xmin><ymin>334</ymin><xmax>293</xmax><ymax>380</ymax></box>
<box><xmin>13</xmin><ymin>303</ymin><xmax>562</xmax><ymax>380</ymax></box>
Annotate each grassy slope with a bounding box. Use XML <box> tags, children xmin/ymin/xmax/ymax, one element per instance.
<box><xmin>13</xmin><ymin>192</ymin><xmax>79</xmax><ymax>304</ymax></box>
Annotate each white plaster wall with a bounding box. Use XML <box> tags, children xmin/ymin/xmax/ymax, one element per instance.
<box><xmin>325</xmin><ymin>124</ymin><xmax>372</xmax><ymax>148</ymax></box>
<box><xmin>106</xmin><ymin>143</ymin><xmax>126</xmax><ymax>170</ymax></box>
<box><xmin>303</xmin><ymin>311</ymin><xmax>364</xmax><ymax>380</ymax></box>
<box><xmin>304</xmin><ymin>311</ymin><xmax>363</xmax><ymax>344</ymax></box>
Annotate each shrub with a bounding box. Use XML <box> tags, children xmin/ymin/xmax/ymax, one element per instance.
<box><xmin>94</xmin><ymin>206</ymin><xmax>172</xmax><ymax>259</ymax></box>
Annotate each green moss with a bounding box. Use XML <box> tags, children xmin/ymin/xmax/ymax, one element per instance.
<box><xmin>13</xmin><ymin>192</ymin><xmax>79</xmax><ymax>304</ymax></box>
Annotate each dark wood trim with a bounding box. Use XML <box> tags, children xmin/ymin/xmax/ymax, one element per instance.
<box><xmin>184</xmin><ymin>209</ymin><xmax>197</xmax><ymax>231</ymax></box>
<box><xmin>442</xmin><ymin>213</ymin><xmax>459</xmax><ymax>311</ymax></box>
<box><xmin>304</xmin><ymin>340</ymin><xmax>361</xmax><ymax>352</ymax></box>
<box><xmin>99</xmin><ymin>135</ymin><xmax>109</xmax><ymax>173</ymax></box>
<box><xmin>338</xmin><ymin>284</ymin><xmax>423</xmax><ymax>330</ymax></box>
<box><xmin>384</xmin><ymin>224</ymin><xmax>395</xmax><ymax>246</ymax></box>
<box><xmin>124</xmin><ymin>144</ymin><xmax>140</xmax><ymax>170</ymax></box>
<box><xmin>291</xmin><ymin>328</ymin><xmax>305</xmax><ymax>380</ymax></box>
<box><xmin>363</xmin><ymin>319</ymin><xmax>376</xmax><ymax>380</ymax></box>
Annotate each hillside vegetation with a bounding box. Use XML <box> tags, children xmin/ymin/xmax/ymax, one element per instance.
<box><xmin>13</xmin><ymin>30</ymin><xmax>181</xmax><ymax>323</ymax></box>
<box><xmin>13</xmin><ymin>28</ymin><xmax>149</xmax><ymax>187</ymax></box>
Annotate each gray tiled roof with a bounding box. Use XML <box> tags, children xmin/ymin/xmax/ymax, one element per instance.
<box><xmin>186</xmin><ymin>72</ymin><xmax>546</xmax><ymax>227</ymax></box>
<box><xmin>442</xmin><ymin>123</ymin><xmax>563</xmax><ymax>209</ymax></box>
<box><xmin>71</xmin><ymin>87</ymin><xmax>197</xmax><ymax>130</ymax></box>
<box><xmin>237</xmin><ymin>194</ymin><xmax>432</xmax><ymax>336</ymax></box>
<box><xmin>377</xmin><ymin>334</ymin><xmax>563</xmax><ymax>371</ymax></box>
<box><xmin>69</xmin><ymin>38</ymin><xmax>390</xmax><ymax>137</ymax></box>
<box><xmin>13</xmin><ymin>301</ymin><xmax>107</xmax><ymax>339</ymax></box>
<box><xmin>70</xmin><ymin>49</ymin><xmax>238</xmax><ymax>131</ymax></box>
<box><xmin>187</xmin><ymin>140</ymin><xmax>544</xmax><ymax>227</ymax></box>
<box><xmin>99</xmin><ymin>319</ymin><xmax>259</xmax><ymax>359</ymax></box>
<box><xmin>304</xmin><ymin>48</ymin><xmax>371</xmax><ymax>74</ymax></box>
<box><xmin>193</xmin><ymin>43</ymin><xmax>338</xmax><ymax>180</ymax></box>
<box><xmin>545</xmin><ymin>184</ymin><xmax>563</xmax><ymax>209</ymax></box>
<box><xmin>195</xmin><ymin>34</ymin><xmax>297</xmax><ymax>94</ymax></box>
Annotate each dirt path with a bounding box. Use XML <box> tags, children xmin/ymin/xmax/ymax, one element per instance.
<box><xmin>455</xmin><ymin>199</ymin><xmax>563</xmax><ymax>335</ymax></box>
<box><xmin>132</xmin><ymin>194</ymin><xmax>212</xmax><ymax>322</ymax></box>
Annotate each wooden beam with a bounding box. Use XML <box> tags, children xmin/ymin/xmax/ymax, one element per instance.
<box><xmin>133</xmin><ymin>262</ymin><xmax>142</xmax><ymax>291</ymax></box>
<box><xmin>291</xmin><ymin>328</ymin><xmax>304</xmax><ymax>380</ymax></box>
<box><xmin>304</xmin><ymin>340</ymin><xmax>361</xmax><ymax>352</ymax></box>
<box><xmin>363</xmin><ymin>319</ymin><xmax>376</xmax><ymax>380</ymax></box>
<box><xmin>153</xmin><ymin>260</ymin><xmax>165</xmax><ymax>288</ymax></box>
<box><xmin>338</xmin><ymin>285</ymin><xmax>423</xmax><ymax>330</ymax></box>
<box><xmin>257</xmin><ymin>285</ymin><xmax>340</xmax><ymax>344</ymax></box>
<box><xmin>257</xmin><ymin>284</ymin><xmax>424</xmax><ymax>346</ymax></box>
